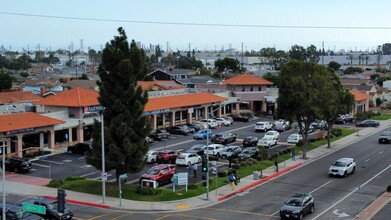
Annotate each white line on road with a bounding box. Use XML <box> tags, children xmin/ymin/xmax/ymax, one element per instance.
<box><xmin>80</xmin><ymin>172</ymin><xmax>96</xmax><ymax>177</ymax></box>
<box><xmin>309</xmin><ymin>180</ymin><xmax>333</xmax><ymax>194</ymax></box>
<box><xmin>379</xmin><ymin>151</ymin><xmax>384</xmax><ymax>155</ymax></box>
<box><xmin>32</xmin><ymin>163</ymin><xmax>50</xmax><ymax>168</ymax></box>
<box><xmin>37</xmin><ymin>160</ymin><xmax>63</xmax><ymax>165</ymax></box>
<box><xmin>365</xmin><ymin>159</ymin><xmax>370</xmax><ymax>163</ymax></box>
<box><xmin>312</xmin><ymin>164</ymin><xmax>391</xmax><ymax>219</ymax></box>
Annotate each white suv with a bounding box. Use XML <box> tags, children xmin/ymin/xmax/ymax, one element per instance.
<box><xmin>204</xmin><ymin>144</ymin><xmax>226</xmax><ymax>157</ymax></box>
<box><xmin>328</xmin><ymin>158</ymin><xmax>356</xmax><ymax>177</ymax></box>
<box><xmin>254</xmin><ymin>121</ymin><xmax>273</xmax><ymax>132</ymax></box>
<box><xmin>201</xmin><ymin>119</ymin><xmax>218</xmax><ymax>128</ymax></box>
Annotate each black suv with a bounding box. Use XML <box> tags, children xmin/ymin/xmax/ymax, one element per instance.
<box><xmin>242</xmin><ymin>136</ymin><xmax>259</xmax><ymax>147</ymax></box>
<box><xmin>0</xmin><ymin>203</ymin><xmax>43</xmax><ymax>219</ymax></box>
<box><xmin>379</xmin><ymin>131</ymin><xmax>391</xmax><ymax>144</ymax></box>
<box><xmin>22</xmin><ymin>198</ymin><xmax>73</xmax><ymax>220</ymax></box>
<box><xmin>280</xmin><ymin>193</ymin><xmax>314</xmax><ymax>219</ymax></box>
<box><xmin>213</xmin><ymin>132</ymin><xmax>237</xmax><ymax>145</ymax></box>
<box><xmin>67</xmin><ymin>142</ymin><xmax>92</xmax><ymax>155</ymax></box>
<box><xmin>4</xmin><ymin>157</ymin><xmax>32</xmax><ymax>173</ymax></box>
<box><xmin>148</xmin><ymin>129</ymin><xmax>170</xmax><ymax>141</ymax></box>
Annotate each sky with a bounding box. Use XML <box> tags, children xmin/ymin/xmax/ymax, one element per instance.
<box><xmin>2</xmin><ymin>0</ymin><xmax>391</xmax><ymax>53</ymax></box>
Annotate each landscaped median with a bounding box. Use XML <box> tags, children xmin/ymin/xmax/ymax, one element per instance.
<box><xmin>47</xmin><ymin>128</ymin><xmax>356</xmax><ymax>202</ymax></box>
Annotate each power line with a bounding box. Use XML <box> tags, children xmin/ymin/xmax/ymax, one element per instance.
<box><xmin>1</xmin><ymin>11</ymin><xmax>391</xmax><ymax>30</ymax></box>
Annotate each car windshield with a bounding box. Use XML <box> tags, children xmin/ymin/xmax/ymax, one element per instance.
<box><xmin>191</xmin><ymin>146</ymin><xmax>200</xmax><ymax>150</ymax></box>
<box><xmin>47</xmin><ymin>201</ymin><xmax>57</xmax><ymax>210</ymax></box>
<box><xmin>287</xmin><ymin>198</ymin><xmax>303</xmax><ymax>206</ymax></box>
<box><xmin>146</xmin><ymin>169</ymin><xmax>160</xmax><ymax>175</ymax></box>
<box><xmin>215</xmin><ymin>134</ymin><xmax>223</xmax><ymax>138</ymax></box>
<box><xmin>225</xmin><ymin>148</ymin><xmax>233</xmax><ymax>152</ymax></box>
<box><xmin>207</xmin><ymin>147</ymin><xmax>214</xmax><ymax>150</ymax></box>
<box><xmin>15</xmin><ymin>210</ymin><xmax>33</xmax><ymax>218</ymax></box>
<box><xmin>334</xmin><ymin>161</ymin><xmax>347</xmax><ymax>167</ymax></box>
<box><xmin>265</xmin><ymin>132</ymin><xmax>274</xmax><ymax>135</ymax></box>
<box><xmin>381</xmin><ymin>132</ymin><xmax>391</xmax><ymax>136</ymax></box>
<box><xmin>261</xmin><ymin>137</ymin><xmax>271</xmax><ymax>141</ymax></box>
<box><xmin>242</xmin><ymin>149</ymin><xmax>252</xmax><ymax>154</ymax></box>
<box><xmin>177</xmin><ymin>155</ymin><xmax>186</xmax><ymax>159</ymax></box>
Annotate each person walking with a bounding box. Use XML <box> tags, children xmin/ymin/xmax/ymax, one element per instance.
<box><xmin>274</xmin><ymin>159</ymin><xmax>279</xmax><ymax>172</ymax></box>
<box><xmin>228</xmin><ymin>156</ymin><xmax>233</xmax><ymax>168</ymax></box>
<box><xmin>193</xmin><ymin>163</ymin><xmax>198</xmax><ymax>178</ymax></box>
<box><xmin>229</xmin><ymin>173</ymin><xmax>236</xmax><ymax>190</ymax></box>
<box><xmin>291</xmin><ymin>149</ymin><xmax>296</xmax><ymax>161</ymax></box>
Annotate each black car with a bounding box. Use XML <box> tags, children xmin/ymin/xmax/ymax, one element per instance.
<box><xmin>67</xmin><ymin>142</ymin><xmax>92</xmax><ymax>155</ymax></box>
<box><xmin>0</xmin><ymin>203</ymin><xmax>43</xmax><ymax>220</ymax></box>
<box><xmin>165</xmin><ymin>126</ymin><xmax>189</xmax><ymax>135</ymax></box>
<box><xmin>238</xmin><ymin>147</ymin><xmax>259</xmax><ymax>160</ymax></box>
<box><xmin>179</xmin><ymin>125</ymin><xmax>195</xmax><ymax>133</ymax></box>
<box><xmin>355</xmin><ymin>119</ymin><xmax>380</xmax><ymax>127</ymax></box>
<box><xmin>242</xmin><ymin>136</ymin><xmax>259</xmax><ymax>147</ymax></box>
<box><xmin>186</xmin><ymin>123</ymin><xmax>204</xmax><ymax>132</ymax></box>
<box><xmin>379</xmin><ymin>131</ymin><xmax>391</xmax><ymax>144</ymax></box>
<box><xmin>21</xmin><ymin>198</ymin><xmax>73</xmax><ymax>220</ymax></box>
<box><xmin>228</xmin><ymin>114</ymin><xmax>250</xmax><ymax>122</ymax></box>
<box><xmin>212</xmin><ymin>132</ymin><xmax>237</xmax><ymax>145</ymax></box>
<box><xmin>280</xmin><ymin>193</ymin><xmax>314</xmax><ymax>220</ymax></box>
<box><xmin>185</xmin><ymin>144</ymin><xmax>207</xmax><ymax>155</ymax></box>
<box><xmin>336</xmin><ymin>114</ymin><xmax>354</xmax><ymax>124</ymax></box>
<box><xmin>4</xmin><ymin>157</ymin><xmax>32</xmax><ymax>173</ymax></box>
<box><xmin>148</xmin><ymin>129</ymin><xmax>170</xmax><ymax>141</ymax></box>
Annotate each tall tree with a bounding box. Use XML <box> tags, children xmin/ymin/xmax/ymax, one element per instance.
<box><xmin>381</xmin><ymin>43</ymin><xmax>391</xmax><ymax>55</ymax></box>
<box><xmin>277</xmin><ymin>60</ymin><xmax>334</xmax><ymax>159</ymax></box>
<box><xmin>328</xmin><ymin>61</ymin><xmax>341</xmax><ymax>71</ymax></box>
<box><xmin>306</xmin><ymin>45</ymin><xmax>320</xmax><ymax>63</ymax></box>
<box><xmin>0</xmin><ymin>69</ymin><xmax>15</xmax><ymax>91</ymax></box>
<box><xmin>86</xmin><ymin>27</ymin><xmax>151</xmax><ymax>182</ymax></box>
<box><xmin>289</xmin><ymin>45</ymin><xmax>307</xmax><ymax>61</ymax></box>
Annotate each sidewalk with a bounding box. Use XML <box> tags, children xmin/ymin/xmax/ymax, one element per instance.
<box><xmin>2</xmin><ymin>120</ymin><xmax>391</xmax><ymax>215</ymax></box>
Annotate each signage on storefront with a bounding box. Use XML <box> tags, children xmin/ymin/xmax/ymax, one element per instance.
<box><xmin>8</xmin><ymin>127</ymin><xmax>35</xmax><ymax>135</ymax></box>
<box><xmin>143</xmin><ymin>109</ymin><xmax>171</xmax><ymax>116</ymax></box>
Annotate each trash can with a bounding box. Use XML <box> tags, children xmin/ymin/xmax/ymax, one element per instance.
<box><xmin>253</xmin><ymin>171</ymin><xmax>260</xmax><ymax>180</ymax></box>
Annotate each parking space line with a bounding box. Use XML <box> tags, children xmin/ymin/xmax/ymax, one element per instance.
<box><xmin>80</xmin><ymin>172</ymin><xmax>96</xmax><ymax>177</ymax></box>
<box><xmin>32</xmin><ymin>163</ymin><xmax>50</xmax><ymax>168</ymax></box>
<box><xmin>37</xmin><ymin>160</ymin><xmax>63</xmax><ymax>165</ymax></box>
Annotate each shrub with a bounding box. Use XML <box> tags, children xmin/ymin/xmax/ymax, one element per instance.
<box><xmin>355</xmin><ymin>111</ymin><xmax>373</xmax><ymax>121</ymax></box>
<box><xmin>47</xmin><ymin>179</ymin><xmax>63</xmax><ymax>188</ymax></box>
<box><xmin>278</xmin><ymin>151</ymin><xmax>285</xmax><ymax>156</ymax></box>
<box><xmin>135</xmin><ymin>187</ymin><xmax>163</xmax><ymax>196</ymax></box>
<box><xmin>273</xmin><ymin>153</ymin><xmax>279</xmax><ymax>158</ymax></box>
<box><xmin>296</xmin><ymin>140</ymin><xmax>304</xmax><ymax>146</ymax></box>
<box><xmin>188</xmin><ymin>184</ymin><xmax>198</xmax><ymax>190</ymax></box>
<box><xmin>227</xmin><ymin>169</ymin><xmax>237</xmax><ymax>175</ymax></box>
<box><xmin>331</xmin><ymin>127</ymin><xmax>342</xmax><ymax>137</ymax></box>
<box><xmin>246</xmin><ymin>158</ymin><xmax>257</xmax><ymax>165</ymax></box>
<box><xmin>217</xmin><ymin>171</ymin><xmax>227</xmax><ymax>177</ymax></box>
<box><xmin>232</xmin><ymin>163</ymin><xmax>240</xmax><ymax>170</ymax></box>
<box><xmin>257</xmin><ymin>147</ymin><xmax>268</xmax><ymax>161</ymax></box>
<box><xmin>208</xmin><ymin>155</ymin><xmax>219</xmax><ymax>161</ymax></box>
<box><xmin>64</xmin><ymin>176</ymin><xmax>86</xmax><ymax>181</ymax></box>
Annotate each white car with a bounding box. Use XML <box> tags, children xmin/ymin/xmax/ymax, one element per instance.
<box><xmin>201</xmin><ymin>119</ymin><xmax>218</xmax><ymax>128</ymax></box>
<box><xmin>145</xmin><ymin>150</ymin><xmax>159</xmax><ymax>163</ymax></box>
<box><xmin>264</xmin><ymin>130</ymin><xmax>280</xmax><ymax>140</ymax></box>
<box><xmin>204</xmin><ymin>144</ymin><xmax>225</xmax><ymax>157</ymax></box>
<box><xmin>328</xmin><ymin>157</ymin><xmax>356</xmax><ymax>177</ymax></box>
<box><xmin>175</xmin><ymin>153</ymin><xmax>202</xmax><ymax>166</ymax></box>
<box><xmin>215</xmin><ymin>118</ymin><xmax>232</xmax><ymax>126</ymax></box>
<box><xmin>254</xmin><ymin>121</ymin><xmax>273</xmax><ymax>132</ymax></box>
<box><xmin>257</xmin><ymin>136</ymin><xmax>277</xmax><ymax>148</ymax></box>
<box><xmin>287</xmin><ymin>134</ymin><xmax>303</xmax><ymax>144</ymax></box>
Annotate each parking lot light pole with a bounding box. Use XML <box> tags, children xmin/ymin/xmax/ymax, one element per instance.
<box><xmin>1</xmin><ymin>138</ymin><xmax>7</xmax><ymax>220</ymax></box>
<box><xmin>101</xmin><ymin>113</ymin><xmax>106</xmax><ymax>204</ymax></box>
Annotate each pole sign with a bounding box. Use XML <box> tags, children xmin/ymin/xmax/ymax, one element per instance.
<box><xmin>177</xmin><ymin>173</ymin><xmax>188</xmax><ymax>185</ymax></box>
<box><xmin>84</xmin><ymin>106</ymin><xmax>105</xmax><ymax>113</ymax></box>
<box><xmin>23</xmin><ymin>203</ymin><xmax>46</xmax><ymax>215</ymax></box>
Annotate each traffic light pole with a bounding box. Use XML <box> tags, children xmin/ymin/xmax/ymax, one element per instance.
<box><xmin>206</xmin><ymin>108</ymin><xmax>210</xmax><ymax>201</ymax></box>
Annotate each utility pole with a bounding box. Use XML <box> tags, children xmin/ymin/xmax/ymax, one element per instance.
<box><xmin>322</xmin><ymin>41</ymin><xmax>324</xmax><ymax>65</ymax></box>
<box><xmin>241</xmin><ymin>42</ymin><xmax>244</xmax><ymax>66</ymax></box>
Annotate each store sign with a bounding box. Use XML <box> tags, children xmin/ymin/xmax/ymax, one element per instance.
<box><xmin>9</xmin><ymin>127</ymin><xmax>35</xmax><ymax>135</ymax></box>
<box><xmin>143</xmin><ymin>109</ymin><xmax>171</xmax><ymax>116</ymax></box>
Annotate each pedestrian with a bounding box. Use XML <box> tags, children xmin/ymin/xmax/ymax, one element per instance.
<box><xmin>291</xmin><ymin>149</ymin><xmax>296</xmax><ymax>161</ymax></box>
<box><xmin>187</xmin><ymin>163</ymin><xmax>193</xmax><ymax>175</ymax></box>
<box><xmin>274</xmin><ymin>159</ymin><xmax>278</xmax><ymax>172</ymax></box>
<box><xmin>228</xmin><ymin>156</ymin><xmax>232</xmax><ymax>168</ymax></box>
<box><xmin>193</xmin><ymin>163</ymin><xmax>198</xmax><ymax>178</ymax></box>
<box><xmin>228</xmin><ymin>173</ymin><xmax>236</xmax><ymax>190</ymax></box>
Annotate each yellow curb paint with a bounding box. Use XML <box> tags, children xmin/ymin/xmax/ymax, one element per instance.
<box><xmin>176</xmin><ymin>204</ymin><xmax>189</xmax><ymax>209</ymax></box>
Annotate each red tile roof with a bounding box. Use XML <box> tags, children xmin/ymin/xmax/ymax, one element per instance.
<box><xmin>223</xmin><ymin>73</ymin><xmax>272</xmax><ymax>85</ymax></box>
<box><xmin>0</xmin><ymin>91</ymin><xmax>41</xmax><ymax>104</ymax></box>
<box><xmin>145</xmin><ymin>93</ymin><xmax>227</xmax><ymax>112</ymax></box>
<box><xmin>0</xmin><ymin>112</ymin><xmax>64</xmax><ymax>133</ymax></box>
<box><xmin>33</xmin><ymin>87</ymin><xmax>99</xmax><ymax>107</ymax></box>
<box><xmin>350</xmin><ymin>90</ymin><xmax>372</xmax><ymax>102</ymax></box>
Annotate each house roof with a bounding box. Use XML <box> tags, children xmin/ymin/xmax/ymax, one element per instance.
<box><xmin>0</xmin><ymin>91</ymin><xmax>42</xmax><ymax>104</ymax></box>
<box><xmin>22</xmin><ymin>79</ymin><xmax>62</xmax><ymax>87</ymax></box>
<box><xmin>33</xmin><ymin>87</ymin><xmax>99</xmax><ymax>107</ymax></box>
<box><xmin>149</xmin><ymin>68</ymin><xmax>197</xmax><ymax>76</ymax></box>
<box><xmin>64</xmin><ymin>79</ymin><xmax>98</xmax><ymax>91</ymax></box>
<box><xmin>340</xmin><ymin>78</ymin><xmax>371</xmax><ymax>85</ymax></box>
<box><xmin>137</xmin><ymin>80</ymin><xmax>183</xmax><ymax>90</ymax></box>
<box><xmin>176</xmin><ymin>76</ymin><xmax>222</xmax><ymax>85</ymax></box>
<box><xmin>145</xmin><ymin>93</ymin><xmax>227</xmax><ymax>112</ymax></box>
<box><xmin>223</xmin><ymin>73</ymin><xmax>272</xmax><ymax>85</ymax></box>
<box><xmin>350</xmin><ymin>90</ymin><xmax>372</xmax><ymax>102</ymax></box>
<box><xmin>0</xmin><ymin>112</ymin><xmax>64</xmax><ymax>133</ymax></box>
<box><xmin>343</xmin><ymin>84</ymin><xmax>374</xmax><ymax>92</ymax></box>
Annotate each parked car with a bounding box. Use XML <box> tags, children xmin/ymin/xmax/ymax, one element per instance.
<box><xmin>0</xmin><ymin>203</ymin><xmax>44</xmax><ymax>220</ymax></box>
<box><xmin>148</xmin><ymin>129</ymin><xmax>170</xmax><ymax>140</ymax></box>
<box><xmin>257</xmin><ymin>136</ymin><xmax>277</xmax><ymax>148</ymax></box>
<box><xmin>287</xmin><ymin>133</ymin><xmax>303</xmax><ymax>144</ymax></box>
<box><xmin>185</xmin><ymin>144</ymin><xmax>207</xmax><ymax>155</ymax></box>
<box><xmin>328</xmin><ymin>157</ymin><xmax>356</xmax><ymax>177</ymax></box>
<box><xmin>311</xmin><ymin>120</ymin><xmax>328</xmax><ymax>129</ymax></box>
<box><xmin>228</xmin><ymin>114</ymin><xmax>250</xmax><ymax>122</ymax></box>
<box><xmin>242</xmin><ymin>136</ymin><xmax>259</xmax><ymax>147</ymax></box>
<box><xmin>273</xmin><ymin>119</ymin><xmax>290</xmax><ymax>132</ymax></box>
<box><xmin>238</xmin><ymin>147</ymin><xmax>259</xmax><ymax>160</ymax></box>
<box><xmin>254</xmin><ymin>121</ymin><xmax>273</xmax><ymax>132</ymax></box>
<box><xmin>201</xmin><ymin>119</ymin><xmax>218</xmax><ymax>128</ymax></box>
<box><xmin>21</xmin><ymin>198</ymin><xmax>73</xmax><ymax>220</ymax></box>
<box><xmin>156</xmin><ymin>150</ymin><xmax>178</xmax><ymax>164</ymax></box>
<box><xmin>145</xmin><ymin>150</ymin><xmax>159</xmax><ymax>163</ymax></box>
<box><xmin>175</xmin><ymin>153</ymin><xmax>202</xmax><ymax>166</ymax></box>
<box><xmin>264</xmin><ymin>130</ymin><xmax>280</xmax><ymax>140</ymax></box>
<box><xmin>356</xmin><ymin>119</ymin><xmax>380</xmax><ymax>127</ymax></box>
<box><xmin>139</xmin><ymin>164</ymin><xmax>176</xmax><ymax>187</ymax></box>
<box><xmin>193</xmin><ymin>129</ymin><xmax>212</xmax><ymax>140</ymax></box>
<box><xmin>299</xmin><ymin>123</ymin><xmax>315</xmax><ymax>134</ymax></box>
<box><xmin>203</xmin><ymin>144</ymin><xmax>225</xmax><ymax>157</ymax></box>
<box><xmin>67</xmin><ymin>142</ymin><xmax>92</xmax><ymax>155</ymax></box>
<box><xmin>222</xmin><ymin>116</ymin><xmax>234</xmax><ymax>124</ymax></box>
<box><xmin>179</xmin><ymin>125</ymin><xmax>195</xmax><ymax>133</ymax></box>
<box><xmin>279</xmin><ymin>193</ymin><xmax>314</xmax><ymax>219</ymax></box>
<box><xmin>215</xmin><ymin>117</ymin><xmax>232</xmax><ymax>126</ymax></box>
<box><xmin>336</xmin><ymin>114</ymin><xmax>354</xmax><ymax>124</ymax></box>
<box><xmin>145</xmin><ymin>136</ymin><xmax>154</xmax><ymax>145</ymax></box>
<box><xmin>4</xmin><ymin>157</ymin><xmax>32</xmax><ymax>173</ymax></box>
<box><xmin>379</xmin><ymin>131</ymin><xmax>391</xmax><ymax>144</ymax></box>
<box><xmin>186</xmin><ymin>123</ymin><xmax>204</xmax><ymax>132</ymax></box>
<box><xmin>212</xmin><ymin>132</ymin><xmax>237</xmax><ymax>145</ymax></box>
<box><xmin>220</xmin><ymin>145</ymin><xmax>242</xmax><ymax>158</ymax></box>
<box><xmin>165</xmin><ymin>126</ymin><xmax>189</xmax><ymax>135</ymax></box>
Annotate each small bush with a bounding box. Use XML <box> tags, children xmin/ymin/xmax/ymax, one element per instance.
<box><xmin>273</xmin><ymin>153</ymin><xmax>279</xmax><ymax>158</ymax></box>
<box><xmin>208</xmin><ymin>155</ymin><xmax>219</xmax><ymax>161</ymax></box>
<box><xmin>331</xmin><ymin>127</ymin><xmax>342</xmax><ymax>137</ymax></box>
<box><xmin>296</xmin><ymin>140</ymin><xmax>304</xmax><ymax>146</ymax></box>
<box><xmin>188</xmin><ymin>184</ymin><xmax>198</xmax><ymax>190</ymax></box>
<box><xmin>217</xmin><ymin>171</ymin><xmax>227</xmax><ymax>177</ymax></box>
<box><xmin>257</xmin><ymin>147</ymin><xmax>268</xmax><ymax>161</ymax></box>
<box><xmin>232</xmin><ymin>163</ymin><xmax>240</xmax><ymax>170</ymax></box>
<box><xmin>47</xmin><ymin>179</ymin><xmax>63</xmax><ymax>188</ymax></box>
<box><xmin>387</xmin><ymin>184</ymin><xmax>391</xmax><ymax>192</ymax></box>
<box><xmin>64</xmin><ymin>176</ymin><xmax>86</xmax><ymax>181</ymax></box>
<box><xmin>247</xmin><ymin>158</ymin><xmax>257</xmax><ymax>165</ymax></box>
<box><xmin>227</xmin><ymin>169</ymin><xmax>237</xmax><ymax>175</ymax></box>
<box><xmin>278</xmin><ymin>151</ymin><xmax>285</xmax><ymax>156</ymax></box>
<box><xmin>135</xmin><ymin>187</ymin><xmax>163</xmax><ymax>196</ymax></box>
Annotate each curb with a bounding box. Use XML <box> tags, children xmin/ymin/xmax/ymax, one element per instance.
<box><xmin>44</xmin><ymin>196</ymin><xmax>111</xmax><ymax>209</ymax></box>
<box><xmin>217</xmin><ymin>162</ymin><xmax>303</xmax><ymax>201</ymax></box>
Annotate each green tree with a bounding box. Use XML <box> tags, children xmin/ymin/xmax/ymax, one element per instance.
<box><xmin>86</xmin><ymin>27</ymin><xmax>151</xmax><ymax>182</ymax></box>
<box><xmin>328</xmin><ymin>61</ymin><xmax>341</xmax><ymax>71</ymax></box>
<box><xmin>381</xmin><ymin>43</ymin><xmax>391</xmax><ymax>55</ymax></box>
<box><xmin>262</xmin><ymin>72</ymin><xmax>279</xmax><ymax>86</ymax></box>
<box><xmin>0</xmin><ymin>69</ymin><xmax>15</xmax><ymax>91</ymax></box>
<box><xmin>276</xmin><ymin>60</ymin><xmax>334</xmax><ymax>158</ymax></box>
<box><xmin>214</xmin><ymin>58</ymin><xmax>240</xmax><ymax>73</ymax></box>
<box><xmin>306</xmin><ymin>45</ymin><xmax>320</xmax><ymax>63</ymax></box>
<box><xmin>289</xmin><ymin>45</ymin><xmax>307</xmax><ymax>61</ymax></box>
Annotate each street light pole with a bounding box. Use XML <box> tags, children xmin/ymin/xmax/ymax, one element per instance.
<box><xmin>101</xmin><ymin>113</ymin><xmax>106</xmax><ymax>204</ymax></box>
<box><xmin>1</xmin><ymin>139</ymin><xmax>7</xmax><ymax>220</ymax></box>
<box><xmin>206</xmin><ymin>107</ymin><xmax>210</xmax><ymax>201</ymax></box>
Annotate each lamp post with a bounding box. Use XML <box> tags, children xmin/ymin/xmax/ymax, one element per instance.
<box><xmin>101</xmin><ymin>113</ymin><xmax>106</xmax><ymax>204</ymax></box>
<box><xmin>1</xmin><ymin>138</ymin><xmax>7</xmax><ymax>220</ymax></box>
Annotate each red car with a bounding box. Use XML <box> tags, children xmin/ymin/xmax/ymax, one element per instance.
<box><xmin>139</xmin><ymin>164</ymin><xmax>176</xmax><ymax>187</ymax></box>
<box><xmin>156</xmin><ymin>150</ymin><xmax>178</xmax><ymax>164</ymax></box>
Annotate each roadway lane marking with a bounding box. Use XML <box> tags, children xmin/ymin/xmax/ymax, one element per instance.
<box><xmin>111</xmin><ymin>212</ymin><xmax>134</xmax><ymax>219</ymax></box>
<box><xmin>312</xmin><ymin>164</ymin><xmax>391</xmax><ymax>219</ymax></box>
<box><xmin>37</xmin><ymin>160</ymin><xmax>63</xmax><ymax>165</ymax></box>
<box><xmin>156</xmin><ymin>214</ymin><xmax>218</xmax><ymax>220</ymax></box>
<box><xmin>80</xmin><ymin>172</ymin><xmax>96</xmax><ymax>177</ymax></box>
<box><xmin>365</xmin><ymin>159</ymin><xmax>370</xmax><ymax>163</ymax></box>
<box><xmin>88</xmin><ymin>211</ymin><xmax>121</xmax><ymax>220</ymax></box>
<box><xmin>205</xmin><ymin>207</ymin><xmax>279</xmax><ymax>218</ymax></box>
<box><xmin>78</xmin><ymin>156</ymin><xmax>85</xmax><ymax>159</ymax></box>
<box><xmin>32</xmin><ymin>163</ymin><xmax>50</xmax><ymax>168</ymax></box>
<box><xmin>379</xmin><ymin>150</ymin><xmax>384</xmax><ymax>155</ymax></box>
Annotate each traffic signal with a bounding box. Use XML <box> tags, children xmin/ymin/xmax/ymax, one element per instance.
<box><xmin>57</xmin><ymin>189</ymin><xmax>66</xmax><ymax>213</ymax></box>
<box><xmin>202</xmin><ymin>159</ymin><xmax>207</xmax><ymax>172</ymax></box>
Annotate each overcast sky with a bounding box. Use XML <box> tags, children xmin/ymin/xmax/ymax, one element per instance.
<box><xmin>2</xmin><ymin>0</ymin><xmax>391</xmax><ymax>52</ymax></box>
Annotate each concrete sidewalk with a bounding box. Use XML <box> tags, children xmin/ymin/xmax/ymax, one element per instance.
<box><xmin>2</xmin><ymin>120</ymin><xmax>391</xmax><ymax>215</ymax></box>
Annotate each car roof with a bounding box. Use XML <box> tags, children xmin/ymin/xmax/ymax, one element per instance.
<box><xmin>381</xmin><ymin>131</ymin><xmax>391</xmax><ymax>135</ymax></box>
<box><xmin>208</xmin><ymin>144</ymin><xmax>224</xmax><ymax>147</ymax></box>
<box><xmin>179</xmin><ymin>152</ymin><xmax>194</xmax><ymax>156</ymax></box>
<box><xmin>24</xmin><ymin>198</ymin><xmax>55</xmax><ymax>205</ymax></box>
<box><xmin>336</xmin><ymin>157</ymin><xmax>353</xmax><ymax>162</ymax></box>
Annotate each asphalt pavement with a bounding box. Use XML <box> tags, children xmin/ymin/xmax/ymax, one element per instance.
<box><xmin>1</xmin><ymin>120</ymin><xmax>391</xmax><ymax>218</ymax></box>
